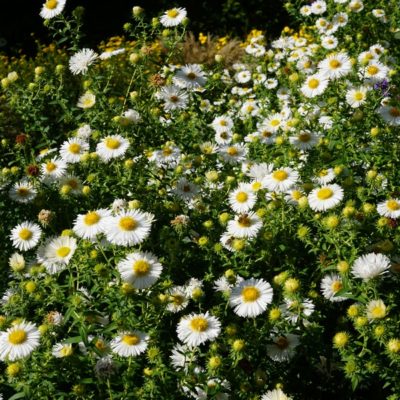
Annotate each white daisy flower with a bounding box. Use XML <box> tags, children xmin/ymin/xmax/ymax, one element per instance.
<box><xmin>281</xmin><ymin>298</ymin><xmax>315</xmax><ymax>324</ymax></box>
<box><xmin>59</xmin><ymin>138</ymin><xmax>89</xmax><ymax>163</ymax></box>
<box><xmin>10</xmin><ymin>222</ymin><xmax>42</xmax><ymax>251</ymax></box>
<box><xmin>104</xmin><ymin>209</ymin><xmax>153</xmax><ymax>247</ymax></box>
<box><xmin>77</xmin><ymin>91</ymin><xmax>96</xmax><ymax>109</ymax></box>
<box><xmin>351</xmin><ymin>253</ymin><xmax>391</xmax><ymax>281</ymax></box>
<box><xmin>211</xmin><ymin>116</ymin><xmax>234</xmax><ymax>133</ymax></box>
<box><xmin>366</xmin><ymin>299</ymin><xmax>387</xmax><ymax>320</ymax></box>
<box><xmin>52</xmin><ymin>342</ymin><xmax>73</xmax><ymax>358</ymax></box>
<box><xmin>73</xmin><ymin>209</ymin><xmax>111</xmax><ymax>240</ymax></box>
<box><xmin>43</xmin><ymin>236</ymin><xmax>77</xmax><ymax>265</ymax></box>
<box><xmin>218</xmin><ymin>144</ymin><xmax>247</xmax><ymax>164</ymax></box>
<box><xmin>59</xmin><ymin>175</ymin><xmax>83</xmax><ymax>195</ymax></box>
<box><xmin>308</xmin><ymin>184</ymin><xmax>344</xmax><ymax>211</ymax></box>
<box><xmin>313</xmin><ymin>168</ymin><xmax>336</xmax><ymax>185</ymax></box>
<box><xmin>36</xmin><ymin>237</ymin><xmax>67</xmax><ymax>275</ymax></box>
<box><xmin>177</xmin><ymin>312</ymin><xmax>221</xmax><ymax>347</ymax></box>
<box><xmin>160</xmin><ymin>7</ymin><xmax>187</xmax><ymax>27</ymax></box>
<box><xmin>262</xmin><ymin>167</ymin><xmax>299</xmax><ymax>193</ymax></box>
<box><xmin>173</xmin><ymin>178</ymin><xmax>200</xmax><ymax>201</ymax></box>
<box><xmin>377</xmin><ymin>198</ymin><xmax>400</xmax><ymax>218</ymax></box>
<box><xmin>301</xmin><ymin>74</ymin><xmax>329</xmax><ymax>97</ymax></box>
<box><xmin>362</xmin><ymin>61</ymin><xmax>389</xmax><ymax>83</ymax></box>
<box><xmin>215</xmin><ymin>130</ymin><xmax>233</xmax><ymax>144</ymax></box>
<box><xmin>40</xmin><ymin>157</ymin><xmax>67</xmax><ymax>181</ymax></box>
<box><xmin>69</xmin><ymin>48</ymin><xmax>98</xmax><ymax>75</ymax></box>
<box><xmin>110</xmin><ymin>331</ymin><xmax>149</xmax><ymax>357</ymax></box>
<box><xmin>289</xmin><ymin>130</ymin><xmax>319</xmax><ymax>150</ymax></box>
<box><xmin>173</xmin><ymin>64</ymin><xmax>206</xmax><ymax>89</ymax></box>
<box><xmin>262</xmin><ymin>388</ymin><xmax>292</xmax><ymax>400</ymax></box>
<box><xmin>166</xmin><ymin>286</ymin><xmax>189</xmax><ymax>313</ymax></box>
<box><xmin>377</xmin><ymin>106</ymin><xmax>400</xmax><ymax>126</ymax></box>
<box><xmin>157</xmin><ymin>85</ymin><xmax>189</xmax><ymax>111</ymax></box>
<box><xmin>39</xmin><ymin>0</ymin><xmax>66</xmax><ymax>19</ymax></box>
<box><xmin>9</xmin><ymin>180</ymin><xmax>37</xmax><ymax>203</ymax></box>
<box><xmin>263</xmin><ymin>113</ymin><xmax>284</xmax><ymax>133</ymax></box>
<box><xmin>267</xmin><ymin>333</ymin><xmax>299</xmax><ymax>362</ymax></box>
<box><xmin>345</xmin><ymin>86</ymin><xmax>368</xmax><ymax>108</ymax></box>
<box><xmin>318</xmin><ymin>52</ymin><xmax>352</xmax><ymax>79</ymax></box>
<box><xmin>9</xmin><ymin>253</ymin><xmax>25</xmax><ymax>272</ymax></box>
<box><xmin>311</xmin><ymin>0</ymin><xmax>327</xmax><ymax>14</ymax></box>
<box><xmin>229</xmin><ymin>278</ymin><xmax>273</xmax><ymax>317</ymax></box>
<box><xmin>228</xmin><ymin>183</ymin><xmax>257</xmax><ymax>213</ymax></box>
<box><xmin>321</xmin><ymin>35</ymin><xmax>338</xmax><ymax>50</ymax></box>
<box><xmin>234</xmin><ymin>70</ymin><xmax>252</xmax><ymax>84</ymax></box>
<box><xmin>117</xmin><ymin>251</ymin><xmax>163</xmax><ymax>289</ymax></box>
<box><xmin>320</xmin><ymin>274</ymin><xmax>347</xmax><ymax>302</ymax></box>
<box><xmin>226</xmin><ymin>212</ymin><xmax>262</xmax><ymax>239</ymax></box>
<box><xmin>0</xmin><ymin>321</ymin><xmax>40</xmax><ymax>361</ymax></box>
<box><xmin>96</xmin><ymin>135</ymin><xmax>130</xmax><ymax>162</ymax></box>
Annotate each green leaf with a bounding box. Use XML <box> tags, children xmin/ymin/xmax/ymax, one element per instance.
<box><xmin>8</xmin><ymin>393</ymin><xmax>26</xmax><ymax>400</ymax></box>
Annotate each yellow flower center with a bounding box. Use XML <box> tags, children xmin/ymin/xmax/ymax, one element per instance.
<box><xmin>317</xmin><ymin>188</ymin><xmax>333</xmax><ymax>200</ymax></box>
<box><xmin>162</xmin><ymin>147</ymin><xmax>172</xmax><ymax>156</ymax></box>
<box><xmin>8</xmin><ymin>329</ymin><xmax>27</xmax><ymax>345</ymax></box>
<box><xmin>45</xmin><ymin>0</ymin><xmax>58</xmax><ymax>10</ymax></box>
<box><xmin>219</xmin><ymin>120</ymin><xmax>227</xmax><ymax>126</ymax></box>
<box><xmin>122</xmin><ymin>334</ymin><xmax>140</xmax><ymax>346</ymax></box>
<box><xmin>262</xmin><ymin>130</ymin><xmax>272</xmax><ymax>138</ymax></box>
<box><xmin>167</xmin><ymin>9</ymin><xmax>179</xmax><ymax>18</ymax></box>
<box><xmin>84</xmin><ymin>211</ymin><xmax>100</xmax><ymax>225</ymax></box>
<box><xmin>275</xmin><ymin>336</ymin><xmax>289</xmax><ymax>350</ymax></box>
<box><xmin>60</xmin><ymin>345</ymin><xmax>73</xmax><ymax>357</ymax></box>
<box><xmin>226</xmin><ymin>147</ymin><xmax>238</xmax><ymax>156</ymax></box>
<box><xmin>270</xmin><ymin>119</ymin><xmax>280</xmax><ymax>127</ymax></box>
<box><xmin>236</xmin><ymin>191</ymin><xmax>248</xmax><ymax>203</ymax></box>
<box><xmin>370</xmin><ymin>306</ymin><xmax>386</xmax><ymax>319</ymax></box>
<box><xmin>272</xmin><ymin>170</ymin><xmax>288</xmax><ymax>181</ymax></box>
<box><xmin>104</xmin><ymin>138</ymin><xmax>121</xmax><ymax>150</ymax></box>
<box><xmin>83</xmin><ymin>98</ymin><xmax>94</xmax><ymax>107</ymax></box>
<box><xmin>354</xmin><ymin>91</ymin><xmax>364</xmax><ymax>101</ymax></box>
<box><xmin>246</xmin><ymin>105</ymin><xmax>254</xmax><ymax>112</ymax></box>
<box><xmin>119</xmin><ymin>216</ymin><xmax>137</xmax><ymax>231</ymax></box>
<box><xmin>367</xmin><ymin>65</ymin><xmax>379</xmax><ymax>75</ymax></box>
<box><xmin>329</xmin><ymin>59</ymin><xmax>341</xmax><ymax>69</ymax></box>
<box><xmin>331</xmin><ymin>280</ymin><xmax>342</xmax><ymax>293</ymax></box>
<box><xmin>291</xmin><ymin>190</ymin><xmax>302</xmax><ymax>200</ymax></box>
<box><xmin>298</xmin><ymin>132</ymin><xmax>311</xmax><ymax>142</ymax></box>
<box><xmin>18</xmin><ymin>228</ymin><xmax>33</xmax><ymax>240</ymax></box>
<box><xmin>46</xmin><ymin>162</ymin><xmax>57</xmax><ymax>172</ymax></box>
<box><xmin>304</xmin><ymin>61</ymin><xmax>311</xmax><ymax>69</ymax></box>
<box><xmin>190</xmin><ymin>317</ymin><xmax>209</xmax><ymax>332</ymax></box>
<box><xmin>387</xmin><ymin>199</ymin><xmax>400</xmax><ymax>211</ymax></box>
<box><xmin>308</xmin><ymin>78</ymin><xmax>320</xmax><ymax>89</ymax></box>
<box><xmin>252</xmin><ymin>181</ymin><xmax>262</xmax><ymax>191</ymax></box>
<box><xmin>171</xmin><ymin>294</ymin><xmax>184</xmax><ymax>306</ymax></box>
<box><xmin>241</xmin><ymin>286</ymin><xmax>260</xmax><ymax>302</ymax></box>
<box><xmin>133</xmin><ymin>260</ymin><xmax>150</xmax><ymax>276</ymax></box>
<box><xmin>389</xmin><ymin>107</ymin><xmax>400</xmax><ymax>118</ymax></box>
<box><xmin>69</xmin><ymin>143</ymin><xmax>81</xmax><ymax>154</ymax></box>
<box><xmin>56</xmin><ymin>246</ymin><xmax>71</xmax><ymax>258</ymax></box>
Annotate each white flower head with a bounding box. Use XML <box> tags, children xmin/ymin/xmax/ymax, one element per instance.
<box><xmin>40</xmin><ymin>0</ymin><xmax>66</xmax><ymax>19</ymax></box>
<box><xmin>69</xmin><ymin>48</ymin><xmax>98</xmax><ymax>75</ymax></box>
<box><xmin>351</xmin><ymin>253</ymin><xmax>391</xmax><ymax>281</ymax></box>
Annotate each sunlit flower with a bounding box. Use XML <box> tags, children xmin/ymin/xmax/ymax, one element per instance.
<box><xmin>160</xmin><ymin>7</ymin><xmax>187</xmax><ymax>27</ymax></box>
<box><xmin>308</xmin><ymin>184</ymin><xmax>344</xmax><ymax>211</ymax></box>
<box><xmin>69</xmin><ymin>48</ymin><xmax>98</xmax><ymax>75</ymax></box>
<box><xmin>10</xmin><ymin>222</ymin><xmax>42</xmax><ymax>251</ymax></box>
<box><xmin>351</xmin><ymin>253</ymin><xmax>391</xmax><ymax>281</ymax></box>
<box><xmin>40</xmin><ymin>0</ymin><xmax>66</xmax><ymax>19</ymax></box>
<box><xmin>111</xmin><ymin>331</ymin><xmax>149</xmax><ymax>357</ymax></box>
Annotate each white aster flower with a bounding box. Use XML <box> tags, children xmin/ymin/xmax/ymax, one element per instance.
<box><xmin>228</xmin><ymin>183</ymin><xmax>257</xmax><ymax>213</ymax></box>
<box><xmin>40</xmin><ymin>0</ymin><xmax>66</xmax><ymax>19</ymax></box>
<box><xmin>59</xmin><ymin>138</ymin><xmax>89</xmax><ymax>164</ymax></box>
<box><xmin>96</xmin><ymin>135</ymin><xmax>130</xmax><ymax>162</ymax></box>
<box><xmin>262</xmin><ymin>388</ymin><xmax>292</xmax><ymax>400</ymax></box>
<box><xmin>166</xmin><ymin>286</ymin><xmax>189</xmax><ymax>313</ymax></box>
<box><xmin>377</xmin><ymin>198</ymin><xmax>400</xmax><ymax>218</ymax></box>
<box><xmin>289</xmin><ymin>130</ymin><xmax>319</xmax><ymax>150</ymax></box>
<box><xmin>226</xmin><ymin>212</ymin><xmax>262</xmax><ymax>239</ymax></box>
<box><xmin>69</xmin><ymin>48</ymin><xmax>98</xmax><ymax>75</ymax></box>
<box><xmin>77</xmin><ymin>91</ymin><xmax>96</xmax><ymax>109</ymax></box>
<box><xmin>158</xmin><ymin>85</ymin><xmax>189</xmax><ymax>111</ymax></box>
<box><xmin>10</xmin><ymin>222</ymin><xmax>42</xmax><ymax>251</ymax></box>
<box><xmin>366</xmin><ymin>299</ymin><xmax>387</xmax><ymax>320</ymax></box>
<box><xmin>104</xmin><ymin>209</ymin><xmax>153</xmax><ymax>247</ymax></box>
<box><xmin>301</xmin><ymin>74</ymin><xmax>329</xmax><ymax>97</ymax></box>
<box><xmin>263</xmin><ymin>167</ymin><xmax>299</xmax><ymax>193</ymax></box>
<box><xmin>117</xmin><ymin>251</ymin><xmax>163</xmax><ymax>289</ymax></box>
<box><xmin>318</xmin><ymin>52</ymin><xmax>352</xmax><ymax>79</ymax></box>
<box><xmin>377</xmin><ymin>106</ymin><xmax>400</xmax><ymax>126</ymax></box>
<box><xmin>43</xmin><ymin>236</ymin><xmax>77</xmax><ymax>265</ymax></box>
<box><xmin>177</xmin><ymin>312</ymin><xmax>221</xmax><ymax>347</ymax></box>
<box><xmin>229</xmin><ymin>278</ymin><xmax>273</xmax><ymax>317</ymax></box>
<box><xmin>346</xmin><ymin>86</ymin><xmax>368</xmax><ymax>108</ymax></box>
<box><xmin>320</xmin><ymin>274</ymin><xmax>348</xmax><ymax>302</ymax></box>
<box><xmin>308</xmin><ymin>184</ymin><xmax>344</xmax><ymax>211</ymax></box>
<box><xmin>351</xmin><ymin>253</ymin><xmax>391</xmax><ymax>281</ymax></box>
<box><xmin>160</xmin><ymin>7</ymin><xmax>187</xmax><ymax>27</ymax></box>
<box><xmin>173</xmin><ymin>64</ymin><xmax>206</xmax><ymax>89</ymax></box>
<box><xmin>52</xmin><ymin>342</ymin><xmax>73</xmax><ymax>358</ymax></box>
<box><xmin>0</xmin><ymin>321</ymin><xmax>40</xmax><ymax>361</ymax></box>
<box><xmin>73</xmin><ymin>209</ymin><xmax>111</xmax><ymax>240</ymax></box>
<box><xmin>267</xmin><ymin>333</ymin><xmax>300</xmax><ymax>362</ymax></box>
<box><xmin>111</xmin><ymin>331</ymin><xmax>149</xmax><ymax>357</ymax></box>
<box><xmin>40</xmin><ymin>157</ymin><xmax>67</xmax><ymax>182</ymax></box>
<box><xmin>9</xmin><ymin>180</ymin><xmax>37</xmax><ymax>203</ymax></box>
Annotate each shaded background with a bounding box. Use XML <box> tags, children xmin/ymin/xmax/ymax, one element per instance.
<box><xmin>0</xmin><ymin>0</ymin><xmax>290</xmax><ymax>55</ymax></box>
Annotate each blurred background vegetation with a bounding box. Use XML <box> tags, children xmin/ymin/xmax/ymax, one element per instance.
<box><xmin>0</xmin><ymin>0</ymin><xmax>290</xmax><ymax>55</ymax></box>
